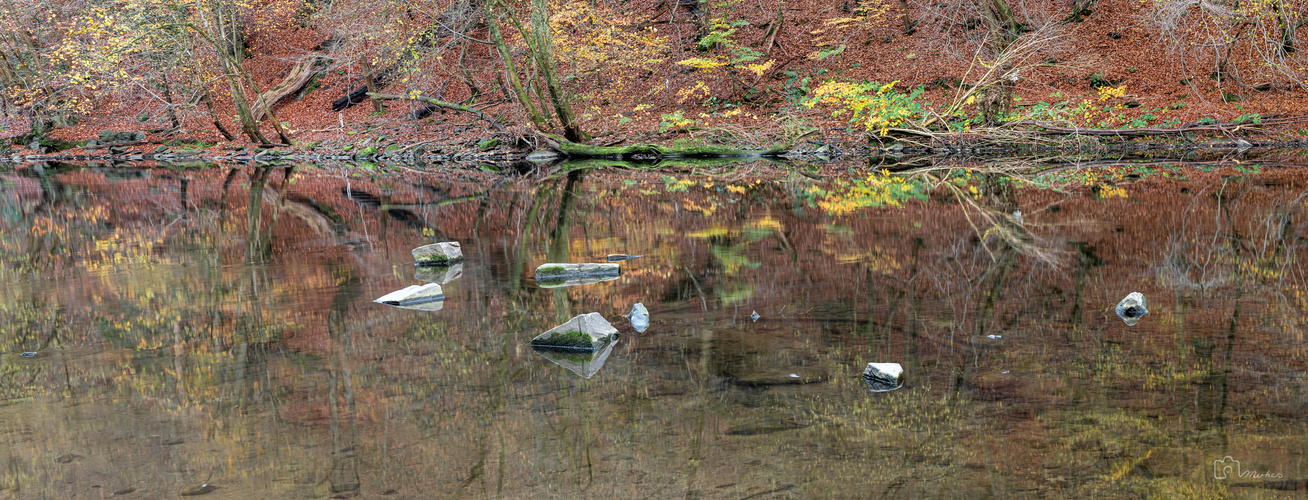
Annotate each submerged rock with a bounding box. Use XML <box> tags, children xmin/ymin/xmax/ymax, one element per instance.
<box><xmin>374</xmin><ymin>283</ymin><xmax>445</xmax><ymax>311</ymax></box>
<box><xmin>532</xmin><ymin>338</ymin><xmax>618</xmax><ymax>379</ymax></box>
<box><xmin>414</xmin><ymin>263</ymin><xmax>464</xmax><ymax>284</ymax></box>
<box><xmin>751</xmin><ymin>311</ymin><xmax>760</xmax><ymax>322</ymax></box>
<box><xmin>530</xmin><ymin>312</ymin><xmax>618</xmax><ymax>350</ymax></box>
<box><xmin>605</xmin><ymin>254</ymin><xmax>643</xmax><ymax>262</ymax></box>
<box><xmin>181</xmin><ymin>484</ymin><xmax>218</xmax><ymax>496</ymax></box>
<box><xmin>627</xmin><ymin>303</ymin><xmax>649</xmax><ymax>332</ymax></box>
<box><xmin>412</xmin><ymin>242</ymin><xmax>463</xmax><ymax>266</ymax></box>
<box><xmin>862</xmin><ymin>362</ymin><xmax>904</xmax><ymax>392</ymax></box>
<box><xmin>1115</xmin><ymin>292</ymin><xmax>1149</xmax><ymax>326</ymax></box>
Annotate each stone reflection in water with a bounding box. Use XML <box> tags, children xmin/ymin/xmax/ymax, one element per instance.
<box><xmin>373</xmin><ymin>283</ymin><xmax>445</xmax><ymax>311</ymax></box>
<box><xmin>532</xmin><ymin>339</ymin><xmax>619</xmax><ymax>379</ymax></box>
<box><xmin>863</xmin><ymin>362</ymin><xmax>904</xmax><ymax>392</ymax></box>
<box><xmin>414</xmin><ymin>263</ymin><xmax>464</xmax><ymax>284</ymax></box>
<box><xmin>1115</xmin><ymin>291</ymin><xmax>1149</xmax><ymax>326</ymax></box>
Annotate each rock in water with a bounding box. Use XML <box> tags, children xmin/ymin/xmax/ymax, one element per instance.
<box><xmin>414</xmin><ymin>263</ymin><xmax>464</xmax><ymax>284</ymax></box>
<box><xmin>535</xmin><ymin>263</ymin><xmax>620</xmax><ymax>279</ymax></box>
<box><xmin>750</xmin><ymin>311</ymin><xmax>760</xmax><ymax>322</ymax></box>
<box><xmin>532</xmin><ymin>339</ymin><xmax>618</xmax><ymax>379</ymax></box>
<box><xmin>1115</xmin><ymin>292</ymin><xmax>1149</xmax><ymax>326</ymax></box>
<box><xmin>531</xmin><ymin>313</ymin><xmax>618</xmax><ymax>350</ymax></box>
<box><xmin>374</xmin><ymin>284</ymin><xmax>445</xmax><ymax>311</ymax></box>
<box><xmin>606</xmin><ymin>254</ymin><xmax>643</xmax><ymax>262</ymax></box>
<box><xmin>412</xmin><ymin>242</ymin><xmax>463</xmax><ymax>266</ymax></box>
<box><xmin>181</xmin><ymin>484</ymin><xmax>218</xmax><ymax>496</ymax></box>
<box><xmin>534</xmin><ymin>263</ymin><xmax>621</xmax><ymax>287</ymax></box>
<box><xmin>862</xmin><ymin>362</ymin><xmax>904</xmax><ymax>392</ymax></box>
<box><xmin>628</xmin><ymin>303</ymin><xmax>649</xmax><ymax>332</ymax></box>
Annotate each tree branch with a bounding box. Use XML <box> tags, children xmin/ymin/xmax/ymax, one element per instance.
<box><xmin>367</xmin><ymin>93</ymin><xmax>507</xmax><ymax>133</ymax></box>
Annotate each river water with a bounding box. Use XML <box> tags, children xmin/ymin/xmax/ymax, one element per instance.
<box><xmin>0</xmin><ymin>161</ymin><xmax>1304</xmax><ymax>498</ymax></box>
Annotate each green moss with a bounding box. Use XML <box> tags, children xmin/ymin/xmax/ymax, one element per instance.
<box><xmin>537</xmin><ymin>265</ymin><xmax>566</xmax><ymax>275</ymax></box>
<box><xmin>417</xmin><ymin>254</ymin><xmax>452</xmax><ymax>266</ymax></box>
<box><xmin>535</xmin><ymin>330</ymin><xmax>594</xmax><ymax>348</ymax></box>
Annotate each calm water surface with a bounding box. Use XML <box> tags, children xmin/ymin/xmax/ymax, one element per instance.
<box><xmin>0</xmin><ymin>162</ymin><xmax>1305</xmax><ymax>498</ymax></box>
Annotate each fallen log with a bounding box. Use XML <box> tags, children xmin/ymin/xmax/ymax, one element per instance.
<box><xmin>252</xmin><ymin>55</ymin><xmax>330</xmax><ymax>121</ymax></box>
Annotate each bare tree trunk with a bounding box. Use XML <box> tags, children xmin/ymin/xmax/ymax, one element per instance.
<box><xmin>200</xmin><ymin>89</ymin><xmax>235</xmax><ymax>141</ymax></box>
<box><xmin>162</xmin><ymin>73</ymin><xmax>181</xmax><ymax>132</ymax></box>
<box><xmin>980</xmin><ymin>0</ymin><xmax>1019</xmax><ymax>123</ymax></box>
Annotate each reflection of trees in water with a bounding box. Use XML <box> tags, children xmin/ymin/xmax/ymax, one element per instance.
<box><xmin>3</xmin><ymin>167</ymin><xmax>1308</xmax><ymax>497</ymax></box>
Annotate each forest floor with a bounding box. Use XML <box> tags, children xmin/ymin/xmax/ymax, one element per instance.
<box><xmin>13</xmin><ymin>0</ymin><xmax>1308</xmax><ymax>160</ymax></box>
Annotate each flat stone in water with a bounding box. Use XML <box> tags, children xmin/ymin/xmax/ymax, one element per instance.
<box><xmin>534</xmin><ymin>263</ymin><xmax>620</xmax><ymax>280</ymax></box>
<box><xmin>606</xmin><ymin>254</ymin><xmax>643</xmax><ymax>262</ymax></box>
<box><xmin>19</xmin><ymin>352</ymin><xmax>36</xmax><ymax>358</ymax></box>
<box><xmin>374</xmin><ymin>284</ymin><xmax>445</xmax><ymax>311</ymax></box>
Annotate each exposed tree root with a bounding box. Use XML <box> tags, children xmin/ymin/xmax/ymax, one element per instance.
<box><xmin>252</xmin><ymin>55</ymin><xmax>329</xmax><ymax>121</ymax></box>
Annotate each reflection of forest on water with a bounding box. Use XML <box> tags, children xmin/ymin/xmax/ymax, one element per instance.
<box><xmin>0</xmin><ymin>162</ymin><xmax>1304</xmax><ymax>498</ymax></box>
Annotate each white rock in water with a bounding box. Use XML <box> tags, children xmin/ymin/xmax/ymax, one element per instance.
<box><xmin>534</xmin><ymin>263</ymin><xmax>620</xmax><ymax>280</ymax></box>
<box><xmin>863</xmin><ymin>362</ymin><xmax>904</xmax><ymax>392</ymax></box>
<box><xmin>750</xmin><ymin>311</ymin><xmax>760</xmax><ymax>322</ymax></box>
<box><xmin>531</xmin><ymin>312</ymin><xmax>618</xmax><ymax>350</ymax></box>
<box><xmin>412</xmin><ymin>242</ymin><xmax>463</xmax><ymax>266</ymax></box>
<box><xmin>374</xmin><ymin>283</ymin><xmax>445</xmax><ymax>311</ymax></box>
<box><xmin>532</xmin><ymin>339</ymin><xmax>618</xmax><ymax>379</ymax></box>
<box><xmin>628</xmin><ymin>303</ymin><xmax>649</xmax><ymax>332</ymax></box>
<box><xmin>1115</xmin><ymin>292</ymin><xmax>1149</xmax><ymax>326</ymax></box>
<box><xmin>414</xmin><ymin>263</ymin><xmax>464</xmax><ymax>284</ymax></box>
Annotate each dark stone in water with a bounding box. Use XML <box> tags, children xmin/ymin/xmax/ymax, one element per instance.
<box><xmin>54</xmin><ymin>453</ymin><xmax>82</xmax><ymax>464</ymax></box>
<box><xmin>181</xmin><ymin>484</ymin><xmax>218</xmax><ymax>496</ymax></box>
<box><xmin>606</xmin><ymin>254</ymin><xmax>643</xmax><ymax>262</ymax></box>
<box><xmin>113</xmin><ymin>487</ymin><xmax>136</xmax><ymax>495</ymax></box>
<box><xmin>19</xmin><ymin>352</ymin><xmax>36</xmax><ymax>357</ymax></box>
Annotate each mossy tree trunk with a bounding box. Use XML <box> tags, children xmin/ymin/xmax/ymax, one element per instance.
<box><xmin>485</xmin><ymin>0</ymin><xmax>589</xmax><ymax>142</ymax></box>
